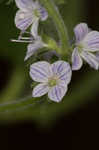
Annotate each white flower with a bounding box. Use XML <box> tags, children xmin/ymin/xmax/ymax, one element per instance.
<box><xmin>30</xmin><ymin>61</ymin><xmax>72</xmax><ymax>102</ymax></box>
<box><xmin>24</xmin><ymin>36</ymin><xmax>47</xmax><ymax>61</ymax></box>
<box><xmin>15</xmin><ymin>0</ymin><xmax>48</xmax><ymax>38</ymax></box>
<box><xmin>72</xmin><ymin>23</ymin><xmax>99</xmax><ymax>70</ymax></box>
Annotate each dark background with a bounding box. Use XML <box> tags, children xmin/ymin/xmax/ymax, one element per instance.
<box><xmin>0</xmin><ymin>0</ymin><xmax>99</xmax><ymax>149</ymax></box>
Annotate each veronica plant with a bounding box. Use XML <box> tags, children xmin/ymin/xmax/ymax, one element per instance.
<box><xmin>12</xmin><ymin>0</ymin><xmax>99</xmax><ymax>103</ymax></box>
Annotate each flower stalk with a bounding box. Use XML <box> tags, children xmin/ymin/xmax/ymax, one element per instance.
<box><xmin>40</xmin><ymin>0</ymin><xmax>70</xmax><ymax>54</ymax></box>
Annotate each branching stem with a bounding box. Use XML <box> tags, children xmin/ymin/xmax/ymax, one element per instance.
<box><xmin>41</xmin><ymin>0</ymin><xmax>70</xmax><ymax>54</ymax></box>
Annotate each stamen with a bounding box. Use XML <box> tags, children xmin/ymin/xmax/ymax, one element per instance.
<box><xmin>18</xmin><ymin>31</ymin><xmax>33</xmax><ymax>40</ymax></box>
<box><xmin>11</xmin><ymin>32</ymin><xmax>34</xmax><ymax>43</ymax></box>
<box><xmin>11</xmin><ymin>39</ymin><xmax>33</xmax><ymax>43</ymax></box>
<box><xmin>48</xmin><ymin>75</ymin><xmax>59</xmax><ymax>87</ymax></box>
<box><xmin>20</xmin><ymin>37</ymin><xmax>32</xmax><ymax>40</ymax></box>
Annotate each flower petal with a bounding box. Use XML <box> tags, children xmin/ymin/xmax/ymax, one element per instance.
<box><xmin>15</xmin><ymin>0</ymin><xmax>34</xmax><ymax>11</ymax></box>
<box><xmin>32</xmin><ymin>83</ymin><xmax>49</xmax><ymax>97</ymax></box>
<box><xmin>48</xmin><ymin>85</ymin><xmax>68</xmax><ymax>102</ymax></box>
<box><xmin>24</xmin><ymin>37</ymin><xmax>44</xmax><ymax>61</ymax></box>
<box><xmin>51</xmin><ymin>61</ymin><xmax>72</xmax><ymax>85</ymax></box>
<box><xmin>15</xmin><ymin>10</ymin><xmax>33</xmax><ymax>30</ymax></box>
<box><xmin>30</xmin><ymin>61</ymin><xmax>52</xmax><ymax>82</ymax></box>
<box><xmin>39</xmin><ymin>7</ymin><xmax>48</xmax><ymax>21</ymax></box>
<box><xmin>82</xmin><ymin>31</ymin><xmax>99</xmax><ymax>52</ymax></box>
<box><xmin>74</xmin><ymin>23</ymin><xmax>89</xmax><ymax>43</ymax></box>
<box><xmin>81</xmin><ymin>51</ymin><xmax>99</xmax><ymax>70</ymax></box>
<box><xmin>72</xmin><ymin>48</ymin><xmax>83</xmax><ymax>70</ymax></box>
<box><xmin>31</xmin><ymin>18</ymin><xmax>39</xmax><ymax>38</ymax></box>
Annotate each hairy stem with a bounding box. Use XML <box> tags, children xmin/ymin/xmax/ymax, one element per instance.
<box><xmin>41</xmin><ymin>0</ymin><xmax>70</xmax><ymax>54</ymax></box>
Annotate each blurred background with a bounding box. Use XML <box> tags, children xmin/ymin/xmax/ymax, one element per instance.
<box><xmin>0</xmin><ymin>0</ymin><xmax>99</xmax><ymax>149</ymax></box>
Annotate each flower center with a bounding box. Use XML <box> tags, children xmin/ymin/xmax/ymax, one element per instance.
<box><xmin>76</xmin><ymin>43</ymin><xmax>83</xmax><ymax>53</ymax></box>
<box><xmin>48</xmin><ymin>75</ymin><xmax>59</xmax><ymax>87</ymax></box>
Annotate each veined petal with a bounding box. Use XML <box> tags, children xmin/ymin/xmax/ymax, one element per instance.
<box><xmin>15</xmin><ymin>10</ymin><xmax>33</xmax><ymax>30</ymax></box>
<box><xmin>24</xmin><ymin>38</ymin><xmax>44</xmax><ymax>61</ymax></box>
<box><xmin>82</xmin><ymin>31</ymin><xmax>99</xmax><ymax>52</ymax></box>
<box><xmin>81</xmin><ymin>51</ymin><xmax>99</xmax><ymax>70</ymax></box>
<box><xmin>58</xmin><ymin>80</ymin><xmax>68</xmax><ymax>88</ymax></box>
<box><xmin>51</xmin><ymin>61</ymin><xmax>72</xmax><ymax>85</ymax></box>
<box><xmin>30</xmin><ymin>61</ymin><xmax>52</xmax><ymax>82</ymax></box>
<box><xmin>48</xmin><ymin>85</ymin><xmax>68</xmax><ymax>102</ymax></box>
<box><xmin>74</xmin><ymin>23</ymin><xmax>89</xmax><ymax>43</ymax></box>
<box><xmin>31</xmin><ymin>18</ymin><xmax>39</xmax><ymax>38</ymax></box>
<box><xmin>72</xmin><ymin>48</ymin><xmax>83</xmax><ymax>70</ymax></box>
<box><xmin>32</xmin><ymin>83</ymin><xmax>49</xmax><ymax>97</ymax></box>
<box><xmin>39</xmin><ymin>7</ymin><xmax>48</xmax><ymax>21</ymax></box>
<box><xmin>15</xmin><ymin>0</ymin><xmax>34</xmax><ymax>11</ymax></box>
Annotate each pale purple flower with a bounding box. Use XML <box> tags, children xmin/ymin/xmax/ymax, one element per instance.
<box><xmin>24</xmin><ymin>36</ymin><xmax>47</xmax><ymax>61</ymax></box>
<box><xmin>30</xmin><ymin>61</ymin><xmax>72</xmax><ymax>102</ymax></box>
<box><xmin>72</xmin><ymin>23</ymin><xmax>99</xmax><ymax>70</ymax></box>
<box><xmin>15</xmin><ymin>0</ymin><xmax>48</xmax><ymax>38</ymax></box>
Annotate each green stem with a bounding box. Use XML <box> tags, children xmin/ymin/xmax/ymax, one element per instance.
<box><xmin>0</xmin><ymin>68</ymin><xmax>26</xmax><ymax>103</ymax></box>
<box><xmin>41</xmin><ymin>0</ymin><xmax>70</xmax><ymax>53</ymax></box>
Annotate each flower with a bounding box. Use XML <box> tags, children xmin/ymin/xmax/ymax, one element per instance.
<box><xmin>24</xmin><ymin>36</ymin><xmax>47</xmax><ymax>61</ymax></box>
<box><xmin>72</xmin><ymin>23</ymin><xmax>99</xmax><ymax>70</ymax></box>
<box><xmin>15</xmin><ymin>0</ymin><xmax>48</xmax><ymax>38</ymax></box>
<box><xmin>29</xmin><ymin>61</ymin><xmax>72</xmax><ymax>102</ymax></box>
